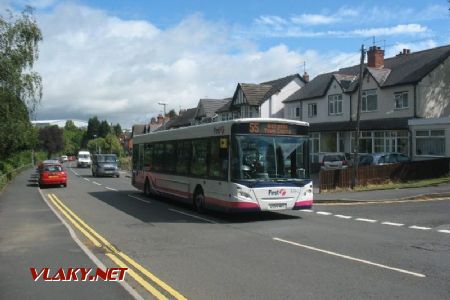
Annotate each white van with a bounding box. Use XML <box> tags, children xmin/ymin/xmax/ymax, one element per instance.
<box><xmin>77</xmin><ymin>151</ymin><xmax>92</xmax><ymax>168</ymax></box>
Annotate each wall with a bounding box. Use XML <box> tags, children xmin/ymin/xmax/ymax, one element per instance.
<box><xmin>417</xmin><ymin>56</ymin><xmax>450</xmax><ymax>118</ymax></box>
<box><xmin>350</xmin><ymin>73</ymin><xmax>415</xmax><ymax>120</ymax></box>
<box><xmin>262</xmin><ymin>77</ymin><xmax>303</xmax><ymax>118</ymax></box>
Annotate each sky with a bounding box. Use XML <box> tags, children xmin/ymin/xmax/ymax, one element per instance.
<box><xmin>3</xmin><ymin>0</ymin><xmax>450</xmax><ymax>128</ymax></box>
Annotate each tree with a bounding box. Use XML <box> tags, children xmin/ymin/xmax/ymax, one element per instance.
<box><xmin>38</xmin><ymin>126</ymin><xmax>64</xmax><ymax>158</ymax></box>
<box><xmin>167</xmin><ymin>109</ymin><xmax>177</xmax><ymax>119</ymax></box>
<box><xmin>64</xmin><ymin>120</ymin><xmax>77</xmax><ymax>131</ymax></box>
<box><xmin>0</xmin><ymin>7</ymin><xmax>42</xmax><ymax>159</ymax></box>
<box><xmin>63</xmin><ymin>120</ymin><xmax>84</xmax><ymax>155</ymax></box>
<box><xmin>86</xmin><ymin>116</ymin><xmax>100</xmax><ymax>140</ymax></box>
<box><xmin>113</xmin><ymin>123</ymin><xmax>122</xmax><ymax>137</ymax></box>
<box><xmin>98</xmin><ymin>120</ymin><xmax>110</xmax><ymax>138</ymax></box>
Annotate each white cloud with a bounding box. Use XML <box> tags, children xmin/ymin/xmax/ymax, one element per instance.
<box><xmin>385</xmin><ymin>39</ymin><xmax>438</xmax><ymax>57</ymax></box>
<box><xmin>291</xmin><ymin>14</ymin><xmax>338</xmax><ymax>25</ymax></box>
<box><xmin>36</xmin><ymin>3</ymin><xmax>359</xmax><ymax>127</ymax></box>
<box><xmin>329</xmin><ymin>24</ymin><xmax>429</xmax><ymax>38</ymax></box>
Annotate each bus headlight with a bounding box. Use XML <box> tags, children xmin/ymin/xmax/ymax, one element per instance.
<box><xmin>238</xmin><ymin>190</ymin><xmax>252</xmax><ymax>200</ymax></box>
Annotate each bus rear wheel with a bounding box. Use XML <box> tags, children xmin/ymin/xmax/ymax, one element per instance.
<box><xmin>193</xmin><ymin>190</ymin><xmax>205</xmax><ymax>213</ymax></box>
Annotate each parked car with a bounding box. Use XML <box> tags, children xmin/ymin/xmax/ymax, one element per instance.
<box><xmin>92</xmin><ymin>154</ymin><xmax>120</xmax><ymax>177</ymax></box>
<box><xmin>320</xmin><ymin>153</ymin><xmax>348</xmax><ymax>170</ymax></box>
<box><xmin>60</xmin><ymin>155</ymin><xmax>68</xmax><ymax>162</ymax></box>
<box><xmin>68</xmin><ymin>155</ymin><xmax>76</xmax><ymax>161</ymax></box>
<box><xmin>77</xmin><ymin>150</ymin><xmax>92</xmax><ymax>168</ymax></box>
<box><xmin>39</xmin><ymin>162</ymin><xmax>67</xmax><ymax>188</ymax></box>
<box><xmin>371</xmin><ymin>153</ymin><xmax>410</xmax><ymax>165</ymax></box>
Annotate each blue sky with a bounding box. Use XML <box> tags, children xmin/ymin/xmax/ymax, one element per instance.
<box><xmin>4</xmin><ymin>0</ymin><xmax>450</xmax><ymax>127</ymax></box>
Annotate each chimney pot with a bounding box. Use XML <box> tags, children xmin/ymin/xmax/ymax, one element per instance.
<box><xmin>303</xmin><ymin>72</ymin><xmax>310</xmax><ymax>83</ymax></box>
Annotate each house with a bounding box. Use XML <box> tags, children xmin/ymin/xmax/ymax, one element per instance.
<box><xmin>164</xmin><ymin>107</ymin><xmax>197</xmax><ymax>129</ymax></box>
<box><xmin>216</xmin><ymin>74</ymin><xmax>307</xmax><ymax>120</ymax></box>
<box><xmin>283</xmin><ymin>44</ymin><xmax>450</xmax><ymax>162</ymax></box>
<box><xmin>194</xmin><ymin>98</ymin><xmax>231</xmax><ymax>124</ymax></box>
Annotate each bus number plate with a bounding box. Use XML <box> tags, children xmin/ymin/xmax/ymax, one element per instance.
<box><xmin>269</xmin><ymin>203</ymin><xmax>287</xmax><ymax>210</ymax></box>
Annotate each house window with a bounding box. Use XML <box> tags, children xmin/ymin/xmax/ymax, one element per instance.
<box><xmin>295</xmin><ymin>107</ymin><xmax>301</xmax><ymax>117</ymax></box>
<box><xmin>362</xmin><ymin>89</ymin><xmax>377</xmax><ymax>112</ymax></box>
<box><xmin>328</xmin><ymin>94</ymin><xmax>343</xmax><ymax>115</ymax></box>
<box><xmin>394</xmin><ymin>91</ymin><xmax>408</xmax><ymax>109</ymax></box>
<box><xmin>415</xmin><ymin>129</ymin><xmax>445</xmax><ymax>156</ymax></box>
<box><xmin>308</xmin><ymin>103</ymin><xmax>317</xmax><ymax>118</ymax></box>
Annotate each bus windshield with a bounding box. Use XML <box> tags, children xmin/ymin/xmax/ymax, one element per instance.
<box><xmin>232</xmin><ymin>135</ymin><xmax>309</xmax><ymax>180</ymax></box>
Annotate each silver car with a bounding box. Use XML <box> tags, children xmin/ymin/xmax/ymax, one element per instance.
<box><xmin>320</xmin><ymin>154</ymin><xmax>348</xmax><ymax>170</ymax></box>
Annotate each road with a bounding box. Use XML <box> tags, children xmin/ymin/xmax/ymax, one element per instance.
<box><xmin>2</xmin><ymin>165</ymin><xmax>450</xmax><ymax>299</ymax></box>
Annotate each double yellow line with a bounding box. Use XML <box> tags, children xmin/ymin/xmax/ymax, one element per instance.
<box><xmin>47</xmin><ymin>193</ymin><xmax>187</xmax><ymax>300</ymax></box>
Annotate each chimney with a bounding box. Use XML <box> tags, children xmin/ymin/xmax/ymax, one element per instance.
<box><xmin>157</xmin><ymin>114</ymin><xmax>164</xmax><ymax>124</ymax></box>
<box><xmin>367</xmin><ymin>46</ymin><xmax>384</xmax><ymax>68</ymax></box>
<box><xmin>302</xmin><ymin>71</ymin><xmax>310</xmax><ymax>83</ymax></box>
<box><xmin>396</xmin><ymin>48</ymin><xmax>411</xmax><ymax>57</ymax></box>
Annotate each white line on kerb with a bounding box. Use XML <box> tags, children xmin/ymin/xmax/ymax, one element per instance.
<box><xmin>409</xmin><ymin>225</ymin><xmax>431</xmax><ymax>230</ymax></box>
<box><xmin>105</xmin><ymin>187</ymin><xmax>118</xmax><ymax>192</ymax></box>
<box><xmin>168</xmin><ymin>208</ymin><xmax>217</xmax><ymax>224</ymax></box>
<box><xmin>92</xmin><ymin>181</ymin><xmax>101</xmax><ymax>186</ymax></box>
<box><xmin>356</xmin><ymin>218</ymin><xmax>377</xmax><ymax>223</ymax></box>
<box><xmin>273</xmin><ymin>237</ymin><xmax>426</xmax><ymax>278</ymax></box>
<box><xmin>382</xmin><ymin>222</ymin><xmax>404</xmax><ymax>227</ymax></box>
<box><xmin>335</xmin><ymin>215</ymin><xmax>352</xmax><ymax>219</ymax></box>
<box><xmin>438</xmin><ymin>229</ymin><xmax>450</xmax><ymax>234</ymax></box>
<box><xmin>316</xmin><ymin>211</ymin><xmax>332</xmax><ymax>215</ymax></box>
<box><xmin>84</xmin><ymin>178</ymin><xmax>90</xmax><ymax>181</ymax></box>
<box><xmin>127</xmin><ymin>194</ymin><xmax>151</xmax><ymax>204</ymax></box>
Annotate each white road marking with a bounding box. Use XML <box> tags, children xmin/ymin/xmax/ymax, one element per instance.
<box><xmin>273</xmin><ymin>237</ymin><xmax>426</xmax><ymax>278</ymax></box>
<box><xmin>438</xmin><ymin>229</ymin><xmax>450</xmax><ymax>234</ymax></box>
<box><xmin>316</xmin><ymin>211</ymin><xmax>332</xmax><ymax>215</ymax></box>
<box><xmin>356</xmin><ymin>218</ymin><xmax>377</xmax><ymax>223</ymax></box>
<box><xmin>105</xmin><ymin>187</ymin><xmax>118</xmax><ymax>192</ymax></box>
<box><xmin>168</xmin><ymin>209</ymin><xmax>217</xmax><ymax>224</ymax></box>
<box><xmin>409</xmin><ymin>225</ymin><xmax>431</xmax><ymax>230</ymax></box>
<box><xmin>335</xmin><ymin>214</ymin><xmax>352</xmax><ymax>219</ymax></box>
<box><xmin>127</xmin><ymin>194</ymin><xmax>151</xmax><ymax>204</ymax></box>
<box><xmin>84</xmin><ymin>178</ymin><xmax>90</xmax><ymax>182</ymax></box>
<box><xmin>382</xmin><ymin>222</ymin><xmax>404</xmax><ymax>227</ymax></box>
<box><xmin>93</xmin><ymin>181</ymin><xmax>101</xmax><ymax>186</ymax></box>
<box><xmin>301</xmin><ymin>209</ymin><xmax>314</xmax><ymax>213</ymax></box>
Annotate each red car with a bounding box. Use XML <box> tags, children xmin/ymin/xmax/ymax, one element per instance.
<box><xmin>39</xmin><ymin>163</ymin><xmax>67</xmax><ymax>188</ymax></box>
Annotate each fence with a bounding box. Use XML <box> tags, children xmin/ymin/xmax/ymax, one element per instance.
<box><xmin>319</xmin><ymin>158</ymin><xmax>450</xmax><ymax>190</ymax></box>
<box><xmin>0</xmin><ymin>164</ymin><xmax>32</xmax><ymax>191</ymax></box>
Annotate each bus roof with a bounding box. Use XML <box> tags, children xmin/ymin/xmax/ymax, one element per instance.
<box><xmin>133</xmin><ymin>118</ymin><xmax>309</xmax><ymax>144</ymax></box>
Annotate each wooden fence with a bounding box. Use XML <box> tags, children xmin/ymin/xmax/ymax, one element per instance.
<box><xmin>319</xmin><ymin>158</ymin><xmax>450</xmax><ymax>190</ymax></box>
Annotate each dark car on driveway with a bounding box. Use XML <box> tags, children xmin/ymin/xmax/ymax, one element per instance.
<box><xmin>92</xmin><ymin>154</ymin><xmax>120</xmax><ymax>177</ymax></box>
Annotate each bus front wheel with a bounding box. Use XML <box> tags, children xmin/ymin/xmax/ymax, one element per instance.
<box><xmin>193</xmin><ymin>189</ymin><xmax>205</xmax><ymax>213</ymax></box>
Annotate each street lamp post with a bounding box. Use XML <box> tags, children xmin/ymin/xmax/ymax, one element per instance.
<box><xmin>158</xmin><ymin>102</ymin><xmax>167</xmax><ymax>129</ymax></box>
<box><xmin>93</xmin><ymin>134</ymin><xmax>98</xmax><ymax>154</ymax></box>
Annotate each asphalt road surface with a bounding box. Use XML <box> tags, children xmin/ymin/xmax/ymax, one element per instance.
<box><xmin>2</xmin><ymin>164</ymin><xmax>450</xmax><ymax>299</ymax></box>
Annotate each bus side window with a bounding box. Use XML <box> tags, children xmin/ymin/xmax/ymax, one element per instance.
<box><xmin>209</xmin><ymin>137</ymin><xmax>228</xmax><ymax>180</ymax></box>
<box><xmin>191</xmin><ymin>139</ymin><xmax>208</xmax><ymax>177</ymax></box>
<box><xmin>153</xmin><ymin>143</ymin><xmax>164</xmax><ymax>172</ymax></box>
<box><xmin>139</xmin><ymin>144</ymin><xmax>144</xmax><ymax>171</ymax></box>
<box><xmin>143</xmin><ymin>144</ymin><xmax>153</xmax><ymax>171</ymax></box>
<box><xmin>164</xmin><ymin>142</ymin><xmax>176</xmax><ymax>173</ymax></box>
<box><xmin>132</xmin><ymin>146</ymin><xmax>139</xmax><ymax>171</ymax></box>
<box><xmin>176</xmin><ymin>140</ymin><xmax>191</xmax><ymax>175</ymax></box>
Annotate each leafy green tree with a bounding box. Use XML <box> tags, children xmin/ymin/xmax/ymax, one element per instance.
<box><xmin>99</xmin><ymin>120</ymin><xmax>110</xmax><ymax>138</ymax></box>
<box><xmin>87</xmin><ymin>137</ymin><xmax>105</xmax><ymax>154</ymax></box>
<box><xmin>63</xmin><ymin>120</ymin><xmax>84</xmax><ymax>155</ymax></box>
<box><xmin>64</xmin><ymin>120</ymin><xmax>77</xmax><ymax>131</ymax></box>
<box><xmin>86</xmin><ymin>116</ymin><xmax>100</xmax><ymax>139</ymax></box>
<box><xmin>113</xmin><ymin>123</ymin><xmax>122</xmax><ymax>137</ymax></box>
<box><xmin>167</xmin><ymin>109</ymin><xmax>177</xmax><ymax>119</ymax></box>
<box><xmin>0</xmin><ymin>7</ymin><xmax>42</xmax><ymax>159</ymax></box>
<box><xmin>38</xmin><ymin>126</ymin><xmax>64</xmax><ymax>158</ymax></box>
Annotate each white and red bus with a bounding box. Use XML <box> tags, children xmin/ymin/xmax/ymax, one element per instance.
<box><xmin>132</xmin><ymin>118</ymin><xmax>313</xmax><ymax>212</ymax></box>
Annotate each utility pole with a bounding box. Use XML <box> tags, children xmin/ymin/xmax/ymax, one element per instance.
<box><xmin>351</xmin><ymin>44</ymin><xmax>365</xmax><ymax>189</ymax></box>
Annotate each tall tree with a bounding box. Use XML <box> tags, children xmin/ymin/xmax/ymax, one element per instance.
<box><xmin>38</xmin><ymin>126</ymin><xmax>64</xmax><ymax>158</ymax></box>
<box><xmin>113</xmin><ymin>123</ymin><xmax>122</xmax><ymax>137</ymax></box>
<box><xmin>86</xmin><ymin>116</ymin><xmax>100</xmax><ymax>139</ymax></box>
<box><xmin>0</xmin><ymin>7</ymin><xmax>42</xmax><ymax>159</ymax></box>
<box><xmin>99</xmin><ymin>120</ymin><xmax>110</xmax><ymax>138</ymax></box>
<box><xmin>167</xmin><ymin>109</ymin><xmax>177</xmax><ymax>119</ymax></box>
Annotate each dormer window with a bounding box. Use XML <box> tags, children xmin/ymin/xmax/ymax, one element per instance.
<box><xmin>328</xmin><ymin>94</ymin><xmax>343</xmax><ymax>115</ymax></box>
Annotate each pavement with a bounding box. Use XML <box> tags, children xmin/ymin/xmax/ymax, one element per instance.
<box><xmin>314</xmin><ymin>182</ymin><xmax>450</xmax><ymax>202</ymax></box>
<box><xmin>0</xmin><ymin>168</ymin><xmax>134</xmax><ymax>300</ymax></box>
